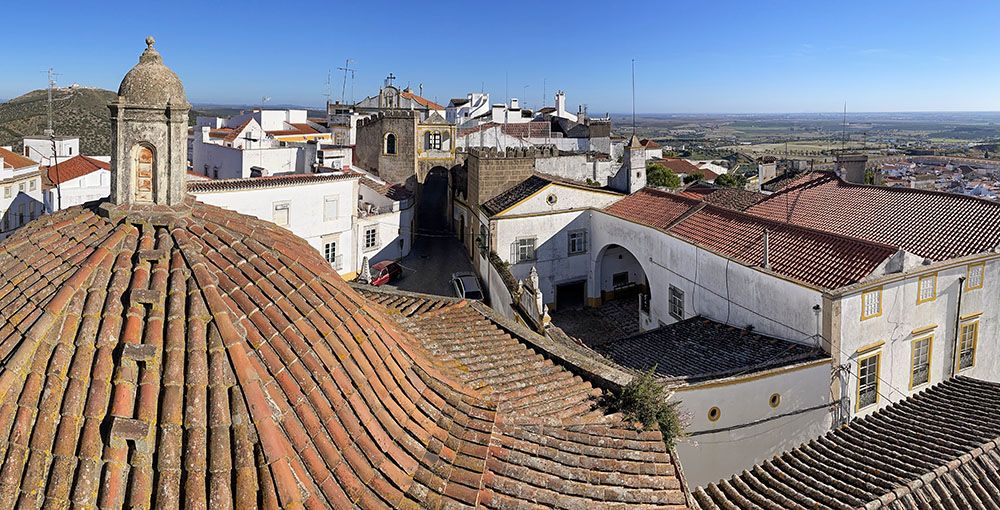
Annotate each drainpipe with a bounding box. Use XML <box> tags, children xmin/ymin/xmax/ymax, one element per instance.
<box><xmin>949</xmin><ymin>276</ymin><xmax>966</xmax><ymax>378</ymax></box>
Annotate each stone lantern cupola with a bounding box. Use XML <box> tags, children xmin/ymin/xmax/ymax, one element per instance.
<box><xmin>108</xmin><ymin>36</ymin><xmax>190</xmax><ymax>207</ymax></box>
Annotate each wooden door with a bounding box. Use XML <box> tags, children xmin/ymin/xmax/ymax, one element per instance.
<box><xmin>134</xmin><ymin>146</ymin><xmax>154</xmax><ymax>202</ymax></box>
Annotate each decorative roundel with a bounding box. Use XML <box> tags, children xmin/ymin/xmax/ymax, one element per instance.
<box><xmin>707</xmin><ymin>406</ymin><xmax>721</xmax><ymax>422</ymax></box>
<box><xmin>769</xmin><ymin>393</ymin><xmax>781</xmax><ymax>408</ymax></box>
<box><xmin>546</xmin><ymin>193</ymin><xmax>558</xmax><ymax>205</ymax></box>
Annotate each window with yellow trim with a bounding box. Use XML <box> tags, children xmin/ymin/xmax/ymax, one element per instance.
<box><xmin>957</xmin><ymin>320</ymin><xmax>979</xmax><ymax>371</ymax></box>
<box><xmin>861</xmin><ymin>287</ymin><xmax>882</xmax><ymax>320</ymax></box>
<box><xmin>910</xmin><ymin>336</ymin><xmax>931</xmax><ymax>388</ymax></box>
<box><xmin>967</xmin><ymin>263</ymin><xmax>985</xmax><ymax>290</ymax></box>
<box><xmin>857</xmin><ymin>352</ymin><xmax>880</xmax><ymax>410</ymax></box>
<box><xmin>917</xmin><ymin>273</ymin><xmax>937</xmax><ymax>304</ymax></box>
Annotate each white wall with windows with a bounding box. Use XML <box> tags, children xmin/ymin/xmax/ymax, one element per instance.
<box><xmin>190</xmin><ymin>175</ymin><xmax>359</xmax><ymax>276</ymax></box>
<box><xmin>835</xmin><ymin>255</ymin><xmax>1000</xmax><ymax>419</ymax></box>
<box><xmin>44</xmin><ymin>166</ymin><xmax>111</xmax><ymax>212</ymax></box>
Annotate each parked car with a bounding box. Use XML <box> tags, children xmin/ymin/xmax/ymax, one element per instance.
<box><xmin>370</xmin><ymin>260</ymin><xmax>403</xmax><ymax>286</ymax></box>
<box><xmin>450</xmin><ymin>271</ymin><xmax>484</xmax><ymax>300</ymax></box>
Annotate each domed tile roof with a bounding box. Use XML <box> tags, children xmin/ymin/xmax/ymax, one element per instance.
<box><xmin>117</xmin><ymin>36</ymin><xmax>188</xmax><ymax>107</ymax></box>
<box><xmin>0</xmin><ymin>200</ymin><xmax>689</xmax><ymax>508</ymax></box>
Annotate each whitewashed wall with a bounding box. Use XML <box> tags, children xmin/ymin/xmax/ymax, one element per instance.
<box><xmin>589</xmin><ymin>211</ymin><xmax>824</xmax><ymax>345</ymax></box>
<box><xmin>838</xmin><ymin>255</ymin><xmax>1000</xmax><ymax>418</ymax></box>
<box><xmin>191</xmin><ymin>178</ymin><xmax>358</xmax><ymax>276</ymax></box>
<box><xmin>674</xmin><ymin>359</ymin><xmax>832</xmax><ymax>488</ymax></box>
<box><xmin>45</xmin><ymin>169</ymin><xmax>111</xmax><ymax>212</ymax></box>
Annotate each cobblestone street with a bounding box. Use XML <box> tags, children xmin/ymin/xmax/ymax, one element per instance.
<box><xmin>386</xmin><ymin>231</ymin><xmax>475</xmax><ymax>298</ymax></box>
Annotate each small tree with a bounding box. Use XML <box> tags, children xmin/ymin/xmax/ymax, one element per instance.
<box><xmin>715</xmin><ymin>172</ymin><xmax>748</xmax><ymax>189</ymax></box>
<box><xmin>646</xmin><ymin>163</ymin><xmax>681</xmax><ymax>188</ymax></box>
<box><xmin>682</xmin><ymin>171</ymin><xmax>705</xmax><ymax>184</ymax></box>
<box><xmin>604</xmin><ymin>368</ymin><xmax>684</xmax><ymax>448</ymax></box>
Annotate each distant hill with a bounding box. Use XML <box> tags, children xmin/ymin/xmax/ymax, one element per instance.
<box><xmin>0</xmin><ymin>86</ymin><xmax>118</xmax><ymax>155</ymax></box>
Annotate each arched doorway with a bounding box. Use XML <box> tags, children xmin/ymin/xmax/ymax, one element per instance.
<box><xmin>594</xmin><ymin>244</ymin><xmax>648</xmax><ymax>305</ymax></box>
<box><xmin>418</xmin><ymin>166</ymin><xmax>449</xmax><ymax>232</ymax></box>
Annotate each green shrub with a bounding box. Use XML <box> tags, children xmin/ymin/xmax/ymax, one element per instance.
<box><xmin>605</xmin><ymin>368</ymin><xmax>684</xmax><ymax>448</ymax></box>
<box><xmin>646</xmin><ymin>164</ymin><xmax>681</xmax><ymax>188</ymax></box>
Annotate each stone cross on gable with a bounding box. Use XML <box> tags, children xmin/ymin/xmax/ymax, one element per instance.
<box><xmin>385</xmin><ymin>73</ymin><xmax>396</xmax><ymax>87</ymax></box>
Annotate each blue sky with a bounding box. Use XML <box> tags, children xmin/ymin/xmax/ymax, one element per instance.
<box><xmin>3</xmin><ymin>0</ymin><xmax>999</xmax><ymax>113</ymax></box>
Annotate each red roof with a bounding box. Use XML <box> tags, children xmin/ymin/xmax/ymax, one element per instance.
<box><xmin>45</xmin><ymin>155</ymin><xmax>110</xmax><ymax>185</ymax></box>
<box><xmin>747</xmin><ymin>171</ymin><xmax>1000</xmax><ymax>261</ymax></box>
<box><xmin>652</xmin><ymin>158</ymin><xmax>702</xmax><ymax>175</ymax></box>
<box><xmin>605</xmin><ymin>188</ymin><xmax>898</xmax><ymax>289</ymax></box>
<box><xmin>0</xmin><ymin>147</ymin><xmax>37</xmax><ymax>170</ymax></box>
<box><xmin>267</xmin><ymin>123</ymin><xmax>321</xmax><ymax>137</ymax></box>
<box><xmin>670</xmin><ymin>205</ymin><xmax>897</xmax><ymax>289</ymax></box>
<box><xmin>605</xmin><ymin>188</ymin><xmax>703</xmax><ymax>230</ymax></box>
<box><xmin>640</xmin><ymin>138</ymin><xmax>661</xmax><ymax>149</ymax></box>
<box><xmin>400</xmin><ymin>90</ymin><xmax>444</xmax><ymax>110</ymax></box>
<box><xmin>224</xmin><ymin>118</ymin><xmax>254</xmax><ymax>143</ymax></box>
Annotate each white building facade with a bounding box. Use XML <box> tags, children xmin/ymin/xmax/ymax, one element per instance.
<box><xmin>0</xmin><ymin>147</ymin><xmax>45</xmax><ymax>238</ymax></box>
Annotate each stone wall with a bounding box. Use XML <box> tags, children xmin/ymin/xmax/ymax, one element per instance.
<box><xmin>466</xmin><ymin>146</ymin><xmax>555</xmax><ymax>210</ymax></box>
<box><xmin>355</xmin><ymin>111</ymin><xmax>418</xmax><ymax>185</ymax></box>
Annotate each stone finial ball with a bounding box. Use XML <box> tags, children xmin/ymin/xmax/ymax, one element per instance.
<box><xmin>146</xmin><ymin>35</ymin><xmax>155</xmax><ymax>48</ymax></box>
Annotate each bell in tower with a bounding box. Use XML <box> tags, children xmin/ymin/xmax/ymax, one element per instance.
<box><xmin>108</xmin><ymin>36</ymin><xmax>190</xmax><ymax>207</ymax></box>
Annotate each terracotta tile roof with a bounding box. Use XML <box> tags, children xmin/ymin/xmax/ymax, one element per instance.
<box><xmin>267</xmin><ymin>123</ymin><xmax>321</xmax><ymax>137</ymax></box>
<box><xmin>700</xmin><ymin>188</ymin><xmax>767</xmax><ymax>211</ymax></box>
<box><xmin>605</xmin><ymin>189</ymin><xmax>898</xmax><ymax>289</ymax></box>
<box><xmin>652</xmin><ymin>158</ymin><xmax>703</xmax><ymax>176</ymax></box>
<box><xmin>670</xmin><ymin>204</ymin><xmax>897</xmax><ymax>289</ymax></box>
<box><xmin>357</xmin><ymin>286</ymin><xmax>691</xmax><ymax>507</ymax></box>
<box><xmin>0</xmin><ymin>199</ymin><xmax>690</xmax><ymax>509</ymax></box>
<box><xmin>187</xmin><ymin>172</ymin><xmax>358</xmax><ymax>193</ymax></box>
<box><xmin>640</xmin><ymin>139</ymin><xmax>662</xmax><ymax>149</ymax></box>
<box><xmin>692</xmin><ymin>376</ymin><xmax>1000</xmax><ymax>509</ymax></box>
<box><xmin>358</xmin><ymin>175</ymin><xmax>414</xmax><ymax>201</ymax></box>
<box><xmin>747</xmin><ymin>171</ymin><xmax>1000</xmax><ymax>261</ymax></box>
<box><xmin>401</xmin><ymin>90</ymin><xmax>445</xmax><ymax>111</ymax></box>
<box><xmin>222</xmin><ymin>118</ymin><xmax>253</xmax><ymax>143</ymax></box>
<box><xmin>45</xmin><ymin>155</ymin><xmax>110</xmax><ymax>185</ymax></box>
<box><xmin>482</xmin><ymin>175</ymin><xmax>551</xmax><ymax>216</ymax></box>
<box><xmin>596</xmin><ymin>317</ymin><xmax>828</xmax><ymax>384</ymax></box>
<box><xmin>605</xmin><ymin>188</ymin><xmax>703</xmax><ymax>230</ymax></box>
<box><xmin>0</xmin><ymin>147</ymin><xmax>37</xmax><ymax>169</ymax></box>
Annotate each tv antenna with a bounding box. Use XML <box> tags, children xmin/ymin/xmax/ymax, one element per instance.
<box><xmin>337</xmin><ymin>59</ymin><xmax>355</xmax><ymax>104</ymax></box>
<box><xmin>323</xmin><ymin>69</ymin><xmax>333</xmax><ymax>104</ymax></box>
<box><xmin>841</xmin><ymin>101</ymin><xmax>847</xmax><ymax>151</ymax></box>
<box><xmin>40</xmin><ymin>68</ymin><xmax>61</xmax><ymax>137</ymax></box>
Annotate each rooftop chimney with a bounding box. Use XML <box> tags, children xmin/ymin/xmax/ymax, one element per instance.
<box><xmin>836</xmin><ymin>154</ymin><xmax>868</xmax><ymax>184</ymax></box>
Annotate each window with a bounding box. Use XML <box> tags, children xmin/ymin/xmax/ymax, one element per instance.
<box><xmin>957</xmin><ymin>320</ymin><xmax>979</xmax><ymax>372</ymax></box>
<box><xmin>17</xmin><ymin>204</ymin><xmax>25</xmax><ymax>226</ymax></box>
<box><xmin>272</xmin><ymin>202</ymin><xmax>289</xmax><ymax>226</ymax></box>
<box><xmin>669</xmin><ymin>285</ymin><xmax>684</xmax><ymax>320</ymax></box>
<box><xmin>28</xmin><ymin>179</ymin><xmax>36</xmax><ymax>191</ymax></box>
<box><xmin>3</xmin><ymin>186</ymin><xmax>9</xmax><ymax>199</ymax></box>
<box><xmin>861</xmin><ymin>287</ymin><xmax>882</xmax><ymax>320</ymax></box>
<box><xmin>68</xmin><ymin>147</ymin><xmax>72</xmax><ymax>155</ymax></box>
<box><xmin>427</xmin><ymin>131</ymin><xmax>442</xmax><ymax>150</ymax></box>
<box><xmin>967</xmin><ymin>263</ymin><xmax>985</xmax><ymax>290</ymax></box>
<box><xmin>916</xmin><ymin>273</ymin><xmax>936</xmax><ymax>304</ymax></box>
<box><xmin>133</xmin><ymin>145</ymin><xmax>154</xmax><ymax>203</ymax></box>
<box><xmin>856</xmin><ymin>352</ymin><xmax>880</xmax><ymax>411</ymax></box>
<box><xmin>567</xmin><ymin>230</ymin><xmax>587</xmax><ymax>255</ymax></box>
<box><xmin>323</xmin><ymin>196</ymin><xmax>339</xmax><ymax>221</ymax></box>
<box><xmin>363</xmin><ymin>226</ymin><xmax>379</xmax><ymax>250</ymax></box>
<box><xmin>18</xmin><ymin>182</ymin><xmax>25</xmax><ymax>192</ymax></box>
<box><xmin>478</xmin><ymin>224</ymin><xmax>489</xmax><ymax>255</ymax></box>
<box><xmin>384</xmin><ymin>133</ymin><xmax>397</xmax><ymax>155</ymax></box>
<box><xmin>324</xmin><ymin>241</ymin><xmax>340</xmax><ymax>269</ymax></box>
<box><xmin>910</xmin><ymin>336</ymin><xmax>932</xmax><ymax>389</ymax></box>
<box><xmin>612</xmin><ymin>271</ymin><xmax>629</xmax><ymax>288</ymax></box>
<box><xmin>513</xmin><ymin>237</ymin><xmax>536</xmax><ymax>263</ymax></box>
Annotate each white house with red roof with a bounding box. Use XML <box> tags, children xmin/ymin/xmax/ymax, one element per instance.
<box><xmin>0</xmin><ymin>147</ymin><xmax>45</xmax><ymax>238</ymax></box>
<box><xmin>42</xmin><ymin>154</ymin><xmax>111</xmax><ymax>212</ymax></box>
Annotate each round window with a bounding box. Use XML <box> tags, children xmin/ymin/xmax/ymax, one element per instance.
<box><xmin>546</xmin><ymin>193</ymin><xmax>558</xmax><ymax>205</ymax></box>
<box><xmin>769</xmin><ymin>393</ymin><xmax>781</xmax><ymax>408</ymax></box>
<box><xmin>707</xmin><ymin>406</ymin><xmax>721</xmax><ymax>422</ymax></box>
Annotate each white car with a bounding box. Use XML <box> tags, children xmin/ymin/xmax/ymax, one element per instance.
<box><xmin>450</xmin><ymin>272</ymin><xmax>484</xmax><ymax>300</ymax></box>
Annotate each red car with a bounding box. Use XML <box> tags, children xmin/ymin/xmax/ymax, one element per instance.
<box><xmin>369</xmin><ymin>260</ymin><xmax>403</xmax><ymax>286</ymax></box>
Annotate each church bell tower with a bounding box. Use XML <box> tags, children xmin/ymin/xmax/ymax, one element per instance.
<box><xmin>109</xmin><ymin>36</ymin><xmax>190</xmax><ymax>207</ymax></box>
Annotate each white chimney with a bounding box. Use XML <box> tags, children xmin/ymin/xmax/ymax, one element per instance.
<box><xmin>510</xmin><ymin>98</ymin><xmax>519</xmax><ymax>109</ymax></box>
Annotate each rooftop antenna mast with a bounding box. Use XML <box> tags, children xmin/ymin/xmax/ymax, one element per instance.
<box><xmin>323</xmin><ymin>69</ymin><xmax>333</xmax><ymax>104</ymax></box>
<box><xmin>41</xmin><ymin>68</ymin><xmax>61</xmax><ymax>137</ymax></box>
<box><xmin>337</xmin><ymin>59</ymin><xmax>355</xmax><ymax>104</ymax></box>
<box><xmin>631</xmin><ymin>59</ymin><xmax>637</xmax><ymax>137</ymax></box>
